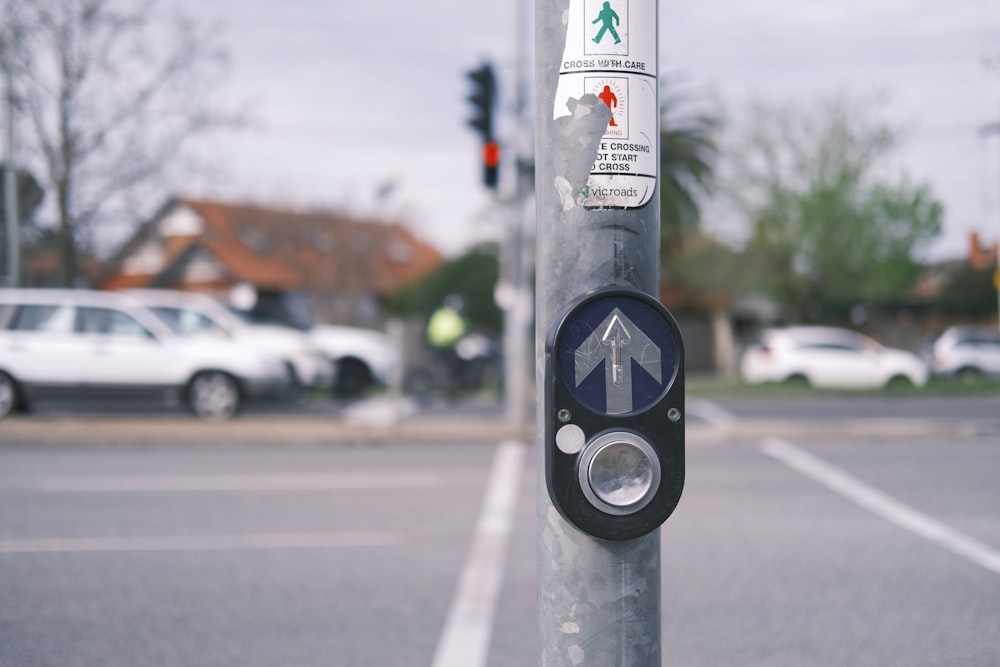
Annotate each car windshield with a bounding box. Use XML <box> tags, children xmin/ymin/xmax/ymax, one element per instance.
<box><xmin>148</xmin><ymin>306</ymin><xmax>229</xmax><ymax>336</ymax></box>
<box><xmin>78</xmin><ymin>307</ymin><xmax>154</xmax><ymax>338</ymax></box>
<box><xmin>9</xmin><ymin>304</ymin><xmax>75</xmax><ymax>332</ymax></box>
<box><xmin>767</xmin><ymin>328</ymin><xmax>882</xmax><ymax>353</ymax></box>
<box><xmin>226</xmin><ymin>306</ymin><xmax>308</xmax><ymax>331</ymax></box>
<box><xmin>955</xmin><ymin>330</ymin><xmax>1000</xmax><ymax>345</ymax></box>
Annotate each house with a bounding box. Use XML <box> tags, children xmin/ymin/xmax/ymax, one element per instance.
<box><xmin>966</xmin><ymin>231</ymin><xmax>999</xmax><ymax>271</ymax></box>
<box><xmin>95</xmin><ymin>197</ymin><xmax>443</xmax><ymax>326</ymax></box>
<box><xmin>661</xmin><ymin>230</ymin><xmax>1000</xmax><ymax>374</ymax></box>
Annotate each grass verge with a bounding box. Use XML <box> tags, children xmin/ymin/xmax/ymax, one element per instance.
<box><xmin>686</xmin><ymin>374</ymin><xmax>1000</xmax><ymax>398</ymax></box>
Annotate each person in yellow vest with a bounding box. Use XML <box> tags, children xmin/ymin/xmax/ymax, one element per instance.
<box><xmin>426</xmin><ymin>295</ymin><xmax>468</xmax><ymax>349</ymax></box>
<box><xmin>424</xmin><ymin>295</ymin><xmax>470</xmax><ymax>389</ymax></box>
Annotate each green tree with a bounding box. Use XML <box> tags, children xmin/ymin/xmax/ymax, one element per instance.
<box><xmin>672</xmin><ymin>233</ymin><xmax>752</xmax><ymax>303</ymax></box>
<box><xmin>936</xmin><ymin>265</ymin><xmax>997</xmax><ymax>319</ymax></box>
<box><xmin>388</xmin><ymin>244</ymin><xmax>502</xmax><ymax>332</ymax></box>
<box><xmin>9</xmin><ymin>0</ymin><xmax>237</xmax><ymax>286</ymax></box>
<box><xmin>731</xmin><ymin>93</ymin><xmax>942</xmax><ymax>320</ymax></box>
<box><xmin>658</xmin><ymin>81</ymin><xmax>720</xmax><ymax>260</ymax></box>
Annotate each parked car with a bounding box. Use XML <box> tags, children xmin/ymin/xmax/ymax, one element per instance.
<box><xmin>0</xmin><ymin>289</ymin><xmax>293</xmax><ymax>419</ymax></box>
<box><xmin>924</xmin><ymin>325</ymin><xmax>1000</xmax><ymax>380</ymax></box>
<box><xmin>123</xmin><ymin>289</ymin><xmax>334</xmax><ymax>395</ymax></box>
<box><xmin>223</xmin><ymin>293</ymin><xmax>399</xmax><ymax>398</ymax></box>
<box><xmin>309</xmin><ymin>324</ymin><xmax>398</xmax><ymax>397</ymax></box>
<box><xmin>740</xmin><ymin>326</ymin><xmax>929</xmax><ymax>389</ymax></box>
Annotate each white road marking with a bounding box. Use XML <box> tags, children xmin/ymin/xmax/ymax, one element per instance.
<box><xmin>686</xmin><ymin>397</ymin><xmax>738</xmax><ymax>429</ymax></box>
<box><xmin>340</xmin><ymin>396</ymin><xmax>419</xmax><ymax>424</ymax></box>
<box><xmin>34</xmin><ymin>472</ymin><xmax>442</xmax><ymax>493</ymax></box>
<box><xmin>0</xmin><ymin>532</ymin><xmax>402</xmax><ymax>554</ymax></box>
<box><xmin>431</xmin><ymin>440</ymin><xmax>526</xmax><ymax>667</ymax></box>
<box><xmin>762</xmin><ymin>438</ymin><xmax>1000</xmax><ymax>576</ymax></box>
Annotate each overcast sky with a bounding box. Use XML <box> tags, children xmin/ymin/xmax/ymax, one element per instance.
<box><xmin>171</xmin><ymin>0</ymin><xmax>1000</xmax><ymax>261</ymax></box>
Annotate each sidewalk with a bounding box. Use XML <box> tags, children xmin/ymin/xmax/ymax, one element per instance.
<box><xmin>1</xmin><ymin>393</ymin><xmax>978</xmax><ymax>446</ymax></box>
<box><xmin>0</xmin><ymin>396</ymin><xmax>535</xmax><ymax>446</ymax></box>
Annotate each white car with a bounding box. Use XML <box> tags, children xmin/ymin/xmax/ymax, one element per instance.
<box><xmin>740</xmin><ymin>326</ymin><xmax>928</xmax><ymax>389</ymax></box>
<box><xmin>925</xmin><ymin>325</ymin><xmax>1000</xmax><ymax>380</ymax></box>
<box><xmin>123</xmin><ymin>289</ymin><xmax>334</xmax><ymax>394</ymax></box>
<box><xmin>309</xmin><ymin>324</ymin><xmax>398</xmax><ymax>397</ymax></box>
<box><xmin>0</xmin><ymin>289</ymin><xmax>293</xmax><ymax>419</ymax></box>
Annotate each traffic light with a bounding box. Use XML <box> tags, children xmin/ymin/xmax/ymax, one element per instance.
<box><xmin>466</xmin><ymin>63</ymin><xmax>495</xmax><ymax>140</ymax></box>
<box><xmin>466</xmin><ymin>62</ymin><xmax>499</xmax><ymax>189</ymax></box>
<box><xmin>482</xmin><ymin>140</ymin><xmax>500</xmax><ymax>189</ymax></box>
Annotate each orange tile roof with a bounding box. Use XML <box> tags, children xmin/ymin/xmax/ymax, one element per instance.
<box><xmin>98</xmin><ymin>198</ymin><xmax>443</xmax><ymax>296</ymax></box>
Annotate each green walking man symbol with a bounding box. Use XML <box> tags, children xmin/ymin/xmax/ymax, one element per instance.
<box><xmin>592</xmin><ymin>1</ymin><xmax>621</xmax><ymax>45</ymax></box>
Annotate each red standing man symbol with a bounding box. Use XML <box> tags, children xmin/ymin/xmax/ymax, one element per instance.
<box><xmin>598</xmin><ymin>85</ymin><xmax>618</xmax><ymax>126</ymax></box>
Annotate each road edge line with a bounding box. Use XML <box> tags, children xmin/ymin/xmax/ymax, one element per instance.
<box><xmin>762</xmin><ymin>438</ymin><xmax>1000</xmax><ymax>577</ymax></box>
<box><xmin>431</xmin><ymin>439</ymin><xmax>527</xmax><ymax>667</ymax></box>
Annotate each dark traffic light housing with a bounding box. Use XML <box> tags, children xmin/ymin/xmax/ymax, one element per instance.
<box><xmin>466</xmin><ymin>62</ymin><xmax>499</xmax><ymax>189</ymax></box>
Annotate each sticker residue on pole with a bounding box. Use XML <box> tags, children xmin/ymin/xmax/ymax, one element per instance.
<box><xmin>554</xmin><ymin>0</ymin><xmax>658</xmax><ymax>209</ymax></box>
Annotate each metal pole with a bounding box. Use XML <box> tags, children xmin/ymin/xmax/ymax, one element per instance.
<box><xmin>995</xmin><ymin>123</ymin><xmax>1000</xmax><ymax>331</ymax></box>
<box><xmin>981</xmin><ymin>120</ymin><xmax>1000</xmax><ymax>330</ymax></box>
<box><xmin>981</xmin><ymin>54</ymin><xmax>1000</xmax><ymax>328</ymax></box>
<box><xmin>502</xmin><ymin>0</ymin><xmax>533</xmax><ymax>428</ymax></box>
<box><xmin>535</xmin><ymin>0</ymin><xmax>662</xmax><ymax>664</ymax></box>
<box><xmin>500</xmin><ymin>192</ymin><xmax>531</xmax><ymax>427</ymax></box>
<box><xmin>3</xmin><ymin>0</ymin><xmax>19</xmax><ymax>287</ymax></box>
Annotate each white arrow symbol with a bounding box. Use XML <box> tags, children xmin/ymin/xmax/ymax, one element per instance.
<box><xmin>574</xmin><ymin>307</ymin><xmax>662</xmax><ymax>414</ymax></box>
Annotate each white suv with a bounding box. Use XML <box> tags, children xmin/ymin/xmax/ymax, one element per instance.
<box><xmin>740</xmin><ymin>326</ymin><xmax>928</xmax><ymax>389</ymax></box>
<box><xmin>0</xmin><ymin>289</ymin><xmax>292</xmax><ymax>419</ymax></box>
<box><xmin>309</xmin><ymin>324</ymin><xmax>398</xmax><ymax>397</ymax></box>
<box><xmin>123</xmin><ymin>289</ymin><xmax>334</xmax><ymax>394</ymax></box>
<box><xmin>926</xmin><ymin>325</ymin><xmax>1000</xmax><ymax>380</ymax></box>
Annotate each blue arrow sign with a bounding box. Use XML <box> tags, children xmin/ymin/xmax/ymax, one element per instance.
<box><xmin>574</xmin><ymin>308</ymin><xmax>661</xmax><ymax>414</ymax></box>
<box><xmin>557</xmin><ymin>292</ymin><xmax>679</xmax><ymax>416</ymax></box>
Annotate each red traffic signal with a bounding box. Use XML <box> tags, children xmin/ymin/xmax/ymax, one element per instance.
<box><xmin>483</xmin><ymin>141</ymin><xmax>500</xmax><ymax>167</ymax></box>
<box><xmin>483</xmin><ymin>141</ymin><xmax>500</xmax><ymax>189</ymax></box>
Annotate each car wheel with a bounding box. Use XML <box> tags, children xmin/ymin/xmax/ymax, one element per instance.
<box><xmin>187</xmin><ymin>371</ymin><xmax>240</xmax><ymax>420</ymax></box>
<box><xmin>0</xmin><ymin>372</ymin><xmax>21</xmax><ymax>419</ymax></box>
<box><xmin>783</xmin><ymin>373</ymin><xmax>810</xmax><ymax>388</ymax></box>
<box><xmin>334</xmin><ymin>358</ymin><xmax>373</xmax><ymax>398</ymax></box>
<box><xmin>885</xmin><ymin>374</ymin><xmax>915</xmax><ymax>390</ymax></box>
<box><xmin>956</xmin><ymin>366</ymin><xmax>982</xmax><ymax>383</ymax></box>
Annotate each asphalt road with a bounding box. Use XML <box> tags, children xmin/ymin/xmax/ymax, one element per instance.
<box><xmin>0</xmin><ymin>394</ymin><xmax>998</xmax><ymax>666</ymax></box>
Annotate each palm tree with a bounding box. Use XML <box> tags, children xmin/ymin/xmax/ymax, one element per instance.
<box><xmin>658</xmin><ymin>82</ymin><xmax>720</xmax><ymax>261</ymax></box>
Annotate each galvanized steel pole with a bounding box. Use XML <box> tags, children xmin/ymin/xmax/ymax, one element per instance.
<box><xmin>502</xmin><ymin>0</ymin><xmax>533</xmax><ymax>428</ymax></box>
<box><xmin>3</xmin><ymin>0</ymin><xmax>19</xmax><ymax>287</ymax></box>
<box><xmin>535</xmin><ymin>0</ymin><xmax>662</xmax><ymax>664</ymax></box>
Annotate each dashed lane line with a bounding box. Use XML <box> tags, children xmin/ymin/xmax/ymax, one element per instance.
<box><xmin>30</xmin><ymin>472</ymin><xmax>442</xmax><ymax>493</ymax></box>
<box><xmin>0</xmin><ymin>532</ymin><xmax>402</xmax><ymax>554</ymax></box>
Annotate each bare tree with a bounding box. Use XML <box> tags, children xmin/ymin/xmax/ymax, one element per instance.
<box><xmin>10</xmin><ymin>0</ymin><xmax>237</xmax><ymax>285</ymax></box>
